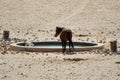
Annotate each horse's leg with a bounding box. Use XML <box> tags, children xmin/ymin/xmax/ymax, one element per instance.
<box><xmin>61</xmin><ymin>40</ymin><xmax>66</xmax><ymax>53</ymax></box>
<box><xmin>71</xmin><ymin>41</ymin><xmax>74</xmax><ymax>51</ymax></box>
<box><xmin>69</xmin><ymin>39</ymin><xmax>74</xmax><ymax>52</ymax></box>
<box><xmin>63</xmin><ymin>41</ymin><xmax>66</xmax><ymax>53</ymax></box>
<box><xmin>69</xmin><ymin>41</ymin><xmax>71</xmax><ymax>52</ymax></box>
<box><xmin>61</xmin><ymin>40</ymin><xmax>64</xmax><ymax>53</ymax></box>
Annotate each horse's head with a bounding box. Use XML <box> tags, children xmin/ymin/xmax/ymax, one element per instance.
<box><xmin>54</xmin><ymin>27</ymin><xmax>64</xmax><ymax>37</ymax></box>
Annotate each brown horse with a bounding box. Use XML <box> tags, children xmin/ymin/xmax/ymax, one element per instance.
<box><xmin>54</xmin><ymin>27</ymin><xmax>74</xmax><ymax>53</ymax></box>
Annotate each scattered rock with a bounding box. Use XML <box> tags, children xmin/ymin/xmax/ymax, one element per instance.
<box><xmin>117</xmin><ymin>74</ymin><xmax>120</xmax><ymax>76</ymax></box>
<box><xmin>1</xmin><ymin>50</ymin><xmax>7</xmax><ymax>55</ymax></box>
<box><xmin>1</xmin><ymin>75</ymin><xmax>7</xmax><ymax>79</ymax></box>
<box><xmin>79</xmin><ymin>34</ymin><xmax>89</xmax><ymax>37</ymax></box>
<box><xmin>101</xmin><ymin>31</ymin><xmax>104</xmax><ymax>34</ymax></box>
<box><xmin>115</xmin><ymin>61</ymin><xmax>120</xmax><ymax>64</ymax></box>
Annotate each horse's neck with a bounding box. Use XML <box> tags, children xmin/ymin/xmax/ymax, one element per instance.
<box><xmin>59</xmin><ymin>28</ymin><xmax>65</xmax><ymax>35</ymax></box>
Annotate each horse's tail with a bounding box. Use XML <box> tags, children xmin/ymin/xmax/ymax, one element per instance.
<box><xmin>69</xmin><ymin>39</ymin><xmax>74</xmax><ymax>50</ymax></box>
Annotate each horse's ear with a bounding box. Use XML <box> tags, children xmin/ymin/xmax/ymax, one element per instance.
<box><xmin>56</xmin><ymin>26</ymin><xmax>60</xmax><ymax>29</ymax></box>
<box><xmin>56</xmin><ymin>26</ymin><xmax>59</xmax><ymax>28</ymax></box>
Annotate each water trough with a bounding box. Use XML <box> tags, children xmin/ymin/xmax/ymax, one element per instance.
<box><xmin>10</xmin><ymin>41</ymin><xmax>103</xmax><ymax>52</ymax></box>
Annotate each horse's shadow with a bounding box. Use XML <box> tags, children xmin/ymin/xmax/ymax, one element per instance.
<box><xmin>63</xmin><ymin>51</ymin><xmax>76</xmax><ymax>55</ymax></box>
<box><xmin>63</xmin><ymin>57</ymin><xmax>88</xmax><ymax>62</ymax></box>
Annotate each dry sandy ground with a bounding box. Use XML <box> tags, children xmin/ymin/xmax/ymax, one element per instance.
<box><xmin>0</xmin><ymin>0</ymin><xmax>120</xmax><ymax>80</ymax></box>
<box><xmin>0</xmin><ymin>51</ymin><xmax>120</xmax><ymax>80</ymax></box>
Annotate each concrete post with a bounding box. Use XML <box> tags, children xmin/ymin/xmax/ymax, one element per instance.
<box><xmin>110</xmin><ymin>40</ymin><xmax>117</xmax><ymax>52</ymax></box>
<box><xmin>3</xmin><ymin>30</ymin><xmax>9</xmax><ymax>40</ymax></box>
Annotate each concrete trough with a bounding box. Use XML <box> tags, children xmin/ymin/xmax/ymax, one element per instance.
<box><xmin>10</xmin><ymin>41</ymin><xmax>103</xmax><ymax>52</ymax></box>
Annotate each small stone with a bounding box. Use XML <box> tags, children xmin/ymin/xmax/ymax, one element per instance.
<box><xmin>101</xmin><ymin>31</ymin><xmax>104</xmax><ymax>34</ymax></box>
<box><xmin>17</xmin><ymin>31</ymin><xmax>20</xmax><ymax>33</ymax></box>
<box><xmin>1</xmin><ymin>51</ymin><xmax>7</xmax><ymax>55</ymax></box>
<box><xmin>117</xmin><ymin>74</ymin><xmax>120</xmax><ymax>76</ymax></box>
<box><xmin>38</xmin><ymin>30</ymin><xmax>40</xmax><ymax>32</ymax></box>
<box><xmin>86</xmin><ymin>38</ymin><xmax>89</xmax><ymax>41</ymax></box>
<box><xmin>2</xmin><ymin>75</ymin><xmax>7</xmax><ymax>79</ymax></box>
<box><xmin>21</xmin><ymin>73</ymin><xmax>24</xmax><ymax>75</ymax></box>
<box><xmin>89</xmin><ymin>32</ymin><xmax>91</xmax><ymax>34</ymax></box>
<box><xmin>117</xmin><ymin>28</ymin><xmax>120</xmax><ymax>30</ymax></box>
